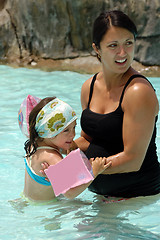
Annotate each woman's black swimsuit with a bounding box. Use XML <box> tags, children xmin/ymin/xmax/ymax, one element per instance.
<box><xmin>81</xmin><ymin>74</ymin><xmax>160</xmax><ymax>197</ymax></box>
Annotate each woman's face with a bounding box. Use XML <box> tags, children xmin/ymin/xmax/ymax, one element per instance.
<box><xmin>94</xmin><ymin>26</ymin><xmax>135</xmax><ymax>74</ymax></box>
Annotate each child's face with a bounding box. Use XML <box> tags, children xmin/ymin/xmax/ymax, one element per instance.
<box><xmin>45</xmin><ymin>120</ymin><xmax>77</xmax><ymax>150</ymax></box>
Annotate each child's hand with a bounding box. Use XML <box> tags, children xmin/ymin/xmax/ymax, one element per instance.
<box><xmin>40</xmin><ymin>162</ymin><xmax>50</xmax><ymax>181</ymax></box>
<box><xmin>90</xmin><ymin>157</ymin><xmax>112</xmax><ymax>177</ymax></box>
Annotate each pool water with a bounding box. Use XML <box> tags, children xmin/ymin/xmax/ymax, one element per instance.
<box><xmin>0</xmin><ymin>65</ymin><xmax>160</xmax><ymax>240</ymax></box>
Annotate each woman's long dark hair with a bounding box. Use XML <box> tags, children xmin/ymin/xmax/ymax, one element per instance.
<box><xmin>24</xmin><ymin>96</ymin><xmax>56</xmax><ymax>157</ymax></box>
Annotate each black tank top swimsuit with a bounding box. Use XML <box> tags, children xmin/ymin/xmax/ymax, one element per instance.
<box><xmin>81</xmin><ymin>74</ymin><xmax>160</xmax><ymax>197</ymax></box>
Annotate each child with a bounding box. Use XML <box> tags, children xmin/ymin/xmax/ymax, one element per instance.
<box><xmin>21</xmin><ymin>97</ymin><xmax>111</xmax><ymax>202</ymax></box>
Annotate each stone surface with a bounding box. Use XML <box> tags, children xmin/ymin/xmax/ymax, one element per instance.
<box><xmin>0</xmin><ymin>0</ymin><xmax>7</xmax><ymax>10</ymax></box>
<box><xmin>0</xmin><ymin>0</ymin><xmax>159</xmax><ymax>72</ymax></box>
<box><xmin>3</xmin><ymin>56</ymin><xmax>160</xmax><ymax>77</ymax></box>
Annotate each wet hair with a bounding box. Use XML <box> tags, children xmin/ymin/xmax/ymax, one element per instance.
<box><xmin>24</xmin><ymin>96</ymin><xmax>56</xmax><ymax>157</ymax></box>
<box><xmin>93</xmin><ymin>10</ymin><xmax>137</xmax><ymax>61</ymax></box>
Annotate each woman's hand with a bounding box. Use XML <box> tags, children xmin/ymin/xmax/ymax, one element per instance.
<box><xmin>90</xmin><ymin>157</ymin><xmax>112</xmax><ymax>177</ymax></box>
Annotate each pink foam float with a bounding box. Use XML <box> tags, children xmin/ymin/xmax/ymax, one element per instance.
<box><xmin>45</xmin><ymin>148</ymin><xmax>94</xmax><ymax>197</ymax></box>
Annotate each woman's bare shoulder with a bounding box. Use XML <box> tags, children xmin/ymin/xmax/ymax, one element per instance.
<box><xmin>81</xmin><ymin>75</ymin><xmax>94</xmax><ymax>89</ymax></box>
<box><xmin>126</xmin><ymin>75</ymin><xmax>157</xmax><ymax>97</ymax></box>
<box><xmin>81</xmin><ymin>75</ymin><xmax>95</xmax><ymax>108</ymax></box>
<box><xmin>81</xmin><ymin>73</ymin><xmax>101</xmax><ymax>95</ymax></box>
<box><xmin>123</xmin><ymin>75</ymin><xmax>159</xmax><ymax>115</ymax></box>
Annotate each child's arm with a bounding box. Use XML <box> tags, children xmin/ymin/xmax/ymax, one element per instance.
<box><xmin>63</xmin><ymin>157</ymin><xmax>112</xmax><ymax>199</ymax></box>
<box><xmin>40</xmin><ymin>156</ymin><xmax>112</xmax><ymax>199</ymax></box>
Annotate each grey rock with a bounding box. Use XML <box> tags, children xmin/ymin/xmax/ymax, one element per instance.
<box><xmin>0</xmin><ymin>0</ymin><xmax>159</xmax><ymax>66</ymax></box>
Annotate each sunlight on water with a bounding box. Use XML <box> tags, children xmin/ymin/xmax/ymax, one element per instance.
<box><xmin>0</xmin><ymin>65</ymin><xmax>160</xmax><ymax>240</ymax></box>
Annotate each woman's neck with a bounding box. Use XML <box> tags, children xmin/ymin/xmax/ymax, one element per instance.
<box><xmin>101</xmin><ymin>67</ymin><xmax>135</xmax><ymax>90</ymax></box>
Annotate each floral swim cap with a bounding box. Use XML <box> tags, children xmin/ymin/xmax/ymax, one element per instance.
<box><xmin>35</xmin><ymin>98</ymin><xmax>77</xmax><ymax>138</ymax></box>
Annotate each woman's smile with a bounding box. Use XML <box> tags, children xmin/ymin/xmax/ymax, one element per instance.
<box><xmin>115</xmin><ymin>58</ymin><xmax>127</xmax><ymax>64</ymax></box>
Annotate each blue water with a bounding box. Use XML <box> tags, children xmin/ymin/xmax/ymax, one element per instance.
<box><xmin>0</xmin><ymin>65</ymin><xmax>160</xmax><ymax>240</ymax></box>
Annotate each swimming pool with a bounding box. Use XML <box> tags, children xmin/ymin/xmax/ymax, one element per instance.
<box><xmin>0</xmin><ymin>65</ymin><xmax>160</xmax><ymax>240</ymax></box>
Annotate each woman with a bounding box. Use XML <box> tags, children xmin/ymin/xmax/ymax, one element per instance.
<box><xmin>72</xmin><ymin>10</ymin><xmax>160</xmax><ymax>198</ymax></box>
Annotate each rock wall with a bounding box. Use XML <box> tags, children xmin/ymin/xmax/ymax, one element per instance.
<box><xmin>0</xmin><ymin>0</ymin><xmax>159</xmax><ymax>67</ymax></box>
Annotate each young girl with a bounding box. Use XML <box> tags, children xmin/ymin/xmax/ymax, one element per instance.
<box><xmin>22</xmin><ymin>97</ymin><xmax>111</xmax><ymax>202</ymax></box>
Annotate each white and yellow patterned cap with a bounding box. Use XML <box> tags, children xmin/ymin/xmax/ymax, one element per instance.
<box><xmin>35</xmin><ymin>98</ymin><xmax>77</xmax><ymax>138</ymax></box>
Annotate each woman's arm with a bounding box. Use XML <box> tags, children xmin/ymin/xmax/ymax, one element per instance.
<box><xmin>67</xmin><ymin>131</ymin><xmax>91</xmax><ymax>154</ymax></box>
<box><xmin>73</xmin><ymin>130</ymin><xmax>92</xmax><ymax>152</ymax></box>
<box><xmin>102</xmin><ymin>78</ymin><xmax>159</xmax><ymax>174</ymax></box>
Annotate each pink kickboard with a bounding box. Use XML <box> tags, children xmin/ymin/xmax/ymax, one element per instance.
<box><xmin>44</xmin><ymin>149</ymin><xmax>94</xmax><ymax>196</ymax></box>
